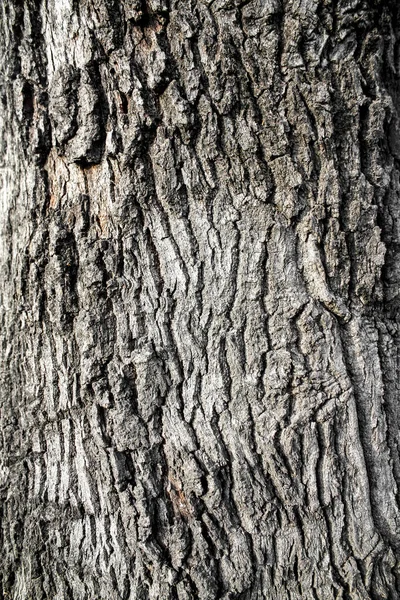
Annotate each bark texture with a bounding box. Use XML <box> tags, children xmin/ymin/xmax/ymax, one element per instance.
<box><xmin>1</xmin><ymin>0</ymin><xmax>400</xmax><ymax>598</ymax></box>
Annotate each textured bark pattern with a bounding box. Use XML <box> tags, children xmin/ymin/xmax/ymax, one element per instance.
<box><xmin>1</xmin><ymin>0</ymin><xmax>400</xmax><ymax>598</ymax></box>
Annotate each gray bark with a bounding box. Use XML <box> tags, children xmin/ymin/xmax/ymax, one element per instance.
<box><xmin>1</xmin><ymin>0</ymin><xmax>400</xmax><ymax>598</ymax></box>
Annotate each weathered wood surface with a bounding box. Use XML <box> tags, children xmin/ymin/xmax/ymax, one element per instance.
<box><xmin>1</xmin><ymin>0</ymin><xmax>400</xmax><ymax>598</ymax></box>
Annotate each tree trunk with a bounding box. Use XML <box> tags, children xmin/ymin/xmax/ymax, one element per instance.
<box><xmin>1</xmin><ymin>0</ymin><xmax>400</xmax><ymax>598</ymax></box>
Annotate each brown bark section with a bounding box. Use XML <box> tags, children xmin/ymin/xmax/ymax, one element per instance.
<box><xmin>1</xmin><ymin>1</ymin><xmax>400</xmax><ymax>598</ymax></box>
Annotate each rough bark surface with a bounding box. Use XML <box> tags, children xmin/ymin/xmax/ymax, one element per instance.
<box><xmin>1</xmin><ymin>0</ymin><xmax>400</xmax><ymax>598</ymax></box>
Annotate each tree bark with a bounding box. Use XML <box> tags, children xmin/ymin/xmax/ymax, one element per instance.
<box><xmin>1</xmin><ymin>0</ymin><xmax>400</xmax><ymax>598</ymax></box>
